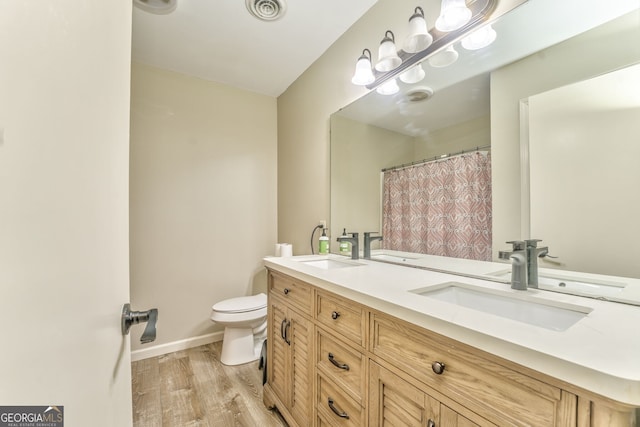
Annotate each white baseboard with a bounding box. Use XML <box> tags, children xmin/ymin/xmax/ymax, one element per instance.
<box><xmin>131</xmin><ymin>331</ymin><xmax>224</xmax><ymax>362</ymax></box>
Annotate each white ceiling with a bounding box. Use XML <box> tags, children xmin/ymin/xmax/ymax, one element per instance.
<box><xmin>131</xmin><ymin>0</ymin><xmax>379</xmax><ymax>97</ymax></box>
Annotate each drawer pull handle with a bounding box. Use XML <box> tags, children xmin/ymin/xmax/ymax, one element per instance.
<box><xmin>283</xmin><ymin>288</ymin><xmax>290</xmax><ymax>295</ymax></box>
<box><xmin>427</xmin><ymin>420</ymin><xmax>436</xmax><ymax>427</ymax></box>
<box><xmin>328</xmin><ymin>353</ymin><xmax>350</xmax><ymax>371</ymax></box>
<box><xmin>431</xmin><ymin>361</ymin><xmax>446</xmax><ymax>375</ymax></box>
<box><xmin>327</xmin><ymin>397</ymin><xmax>349</xmax><ymax>419</ymax></box>
<box><xmin>331</xmin><ymin>311</ymin><xmax>340</xmax><ymax>320</ymax></box>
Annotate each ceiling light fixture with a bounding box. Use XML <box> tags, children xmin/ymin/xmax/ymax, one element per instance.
<box><xmin>133</xmin><ymin>0</ymin><xmax>177</xmax><ymax>14</ymax></box>
<box><xmin>350</xmin><ymin>0</ymin><xmax>503</xmax><ymax>94</ymax></box>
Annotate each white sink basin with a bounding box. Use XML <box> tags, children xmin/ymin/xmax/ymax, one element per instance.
<box><xmin>411</xmin><ymin>282</ymin><xmax>592</xmax><ymax>331</ymax></box>
<box><xmin>489</xmin><ymin>270</ymin><xmax>625</xmax><ymax>297</ymax></box>
<box><xmin>300</xmin><ymin>258</ymin><xmax>363</xmax><ymax>270</ymax></box>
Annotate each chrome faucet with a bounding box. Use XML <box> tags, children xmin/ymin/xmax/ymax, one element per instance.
<box><xmin>525</xmin><ymin>239</ymin><xmax>549</xmax><ymax>288</ymax></box>
<box><xmin>363</xmin><ymin>232</ymin><xmax>383</xmax><ymax>259</ymax></box>
<box><xmin>337</xmin><ymin>232</ymin><xmax>359</xmax><ymax>260</ymax></box>
<box><xmin>498</xmin><ymin>241</ymin><xmax>528</xmax><ymax>290</ymax></box>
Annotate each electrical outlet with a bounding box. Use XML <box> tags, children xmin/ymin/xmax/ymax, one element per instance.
<box><xmin>319</xmin><ymin>220</ymin><xmax>327</xmax><ymax>228</ymax></box>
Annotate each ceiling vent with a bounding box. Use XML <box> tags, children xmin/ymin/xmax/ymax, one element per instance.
<box><xmin>133</xmin><ymin>0</ymin><xmax>177</xmax><ymax>14</ymax></box>
<box><xmin>405</xmin><ymin>86</ymin><xmax>434</xmax><ymax>103</ymax></box>
<box><xmin>246</xmin><ymin>0</ymin><xmax>287</xmax><ymax>21</ymax></box>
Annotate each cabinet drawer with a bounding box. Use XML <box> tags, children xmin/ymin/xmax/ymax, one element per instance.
<box><xmin>370</xmin><ymin>312</ymin><xmax>572</xmax><ymax>426</ymax></box>
<box><xmin>316</xmin><ymin>329</ymin><xmax>366</xmax><ymax>405</ymax></box>
<box><xmin>317</xmin><ymin>373</ymin><xmax>365</xmax><ymax>427</ymax></box>
<box><xmin>316</xmin><ymin>291</ymin><xmax>366</xmax><ymax>347</ymax></box>
<box><xmin>269</xmin><ymin>270</ymin><xmax>312</xmax><ymax>313</ymax></box>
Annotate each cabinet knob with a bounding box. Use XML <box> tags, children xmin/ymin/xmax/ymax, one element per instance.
<box><xmin>283</xmin><ymin>288</ymin><xmax>290</xmax><ymax>295</ymax></box>
<box><xmin>427</xmin><ymin>420</ymin><xmax>436</xmax><ymax>427</ymax></box>
<box><xmin>431</xmin><ymin>361</ymin><xmax>446</xmax><ymax>375</ymax></box>
<box><xmin>331</xmin><ymin>311</ymin><xmax>340</xmax><ymax>320</ymax></box>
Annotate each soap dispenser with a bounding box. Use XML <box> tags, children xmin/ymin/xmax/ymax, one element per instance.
<box><xmin>339</xmin><ymin>228</ymin><xmax>350</xmax><ymax>255</ymax></box>
<box><xmin>319</xmin><ymin>228</ymin><xmax>329</xmax><ymax>254</ymax></box>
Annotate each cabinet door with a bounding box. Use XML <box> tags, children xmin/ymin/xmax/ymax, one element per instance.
<box><xmin>289</xmin><ymin>310</ymin><xmax>314</xmax><ymax>427</ymax></box>
<box><xmin>370</xmin><ymin>361</ymin><xmax>440</xmax><ymax>427</ymax></box>
<box><xmin>370</xmin><ymin>362</ymin><xmax>488</xmax><ymax>427</ymax></box>
<box><xmin>268</xmin><ymin>298</ymin><xmax>289</xmax><ymax>406</ymax></box>
<box><xmin>441</xmin><ymin>405</ymin><xmax>481</xmax><ymax>427</ymax></box>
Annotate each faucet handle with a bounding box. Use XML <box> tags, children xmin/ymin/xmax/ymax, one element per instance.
<box><xmin>506</xmin><ymin>240</ymin><xmax>526</xmax><ymax>251</ymax></box>
<box><xmin>525</xmin><ymin>239</ymin><xmax>543</xmax><ymax>247</ymax></box>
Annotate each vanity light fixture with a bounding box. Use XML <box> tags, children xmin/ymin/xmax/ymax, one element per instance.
<box><xmin>350</xmin><ymin>0</ymin><xmax>503</xmax><ymax>93</ymax></box>
<box><xmin>428</xmin><ymin>45</ymin><xmax>459</xmax><ymax>68</ymax></box>
<box><xmin>461</xmin><ymin>24</ymin><xmax>497</xmax><ymax>50</ymax></box>
<box><xmin>404</xmin><ymin>7</ymin><xmax>433</xmax><ymax>54</ymax></box>
<box><xmin>351</xmin><ymin>49</ymin><xmax>376</xmax><ymax>85</ymax></box>
<box><xmin>376</xmin><ymin>78</ymin><xmax>400</xmax><ymax>95</ymax></box>
<box><xmin>435</xmin><ymin>0</ymin><xmax>472</xmax><ymax>32</ymax></box>
<box><xmin>399</xmin><ymin>63</ymin><xmax>426</xmax><ymax>84</ymax></box>
<box><xmin>375</xmin><ymin>31</ymin><xmax>403</xmax><ymax>72</ymax></box>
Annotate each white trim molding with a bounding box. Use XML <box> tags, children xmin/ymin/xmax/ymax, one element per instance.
<box><xmin>131</xmin><ymin>331</ymin><xmax>224</xmax><ymax>362</ymax></box>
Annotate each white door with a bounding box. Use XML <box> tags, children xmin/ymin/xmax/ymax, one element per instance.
<box><xmin>0</xmin><ymin>1</ymin><xmax>133</xmax><ymax>426</ymax></box>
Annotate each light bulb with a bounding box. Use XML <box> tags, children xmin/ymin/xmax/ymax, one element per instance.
<box><xmin>461</xmin><ymin>25</ymin><xmax>497</xmax><ymax>50</ymax></box>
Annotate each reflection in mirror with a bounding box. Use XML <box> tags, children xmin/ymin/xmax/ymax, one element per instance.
<box><xmin>525</xmin><ymin>62</ymin><xmax>640</xmax><ymax>279</ymax></box>
<box><xmin>331</xmin><ymin>3</ymin><xmax>640</xmax><ymax>288</ymax></box>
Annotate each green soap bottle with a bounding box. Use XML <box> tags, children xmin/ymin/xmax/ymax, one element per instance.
<box><xmin>339</xmin><ymin>228</ymin><xmax>350</xmax><ymax>255</ymax></box>
<box><xmin>319</xmin><ymin>228</ymin><xmax>329</xmax><ymax>254</ymax></box>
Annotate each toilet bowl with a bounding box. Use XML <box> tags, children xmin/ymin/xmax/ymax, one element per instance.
<box><xmin>210</xmin><ymin>293</ymin><xmax>267</xmax><ymax>366</ymax></box>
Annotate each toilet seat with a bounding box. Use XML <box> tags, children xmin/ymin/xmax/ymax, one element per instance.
<box><xmin>212</xmin><ymin>293</ymin><xmax>266</xmax><ymax>314</ymax></box>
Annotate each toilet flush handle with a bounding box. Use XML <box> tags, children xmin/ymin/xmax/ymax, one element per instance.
<box><xmin>122</xmin><ymin>303</ymin><xmax>158</xmax><ymax>344</ymax></box>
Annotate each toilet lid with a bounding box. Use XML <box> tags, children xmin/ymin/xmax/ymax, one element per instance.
<box><xmin>212</xmin><ymin>293</ymin><xmax>267</xmax><ymax>313</ymax></box>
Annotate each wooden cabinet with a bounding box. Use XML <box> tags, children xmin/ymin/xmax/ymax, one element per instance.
<box><xmin>264</xmin><ymin>268</ymin><xmax>638</xmax><ymax>427</ymax></box>
<box><xmin>264</xmin><ymin>272</ymin><xmax>314</xmax><ymax>427</ymax></box>
<box><xmin>315</xmin><ymin>291</ymin><xmax>368</xmax><ymax>426</ymax></box>
<box><xmin>370</xmin><ymin>361</ymin><xmax>487</xmax><ymax>427</ymax></box>
<box><xmin>370</xmin><ymin>312</ymin><xmax>577</xmax><ymax>426</ymax></box>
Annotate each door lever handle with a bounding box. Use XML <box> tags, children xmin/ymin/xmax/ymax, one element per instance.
<box><xmin>122</xmin><ymin>303</ymin><xmax>158</xmax><ymax>344</ymax></box>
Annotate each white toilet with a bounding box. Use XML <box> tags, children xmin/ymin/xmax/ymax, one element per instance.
<box><xmin>210</xmin><ymin>293</ymin><xmax>267</xmax><ymax>366</ymax></box>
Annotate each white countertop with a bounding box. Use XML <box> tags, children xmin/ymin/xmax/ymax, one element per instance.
<box><xmin>264</xmin><ymin>253</ymin><xmax>640</xmax><ymax>406</ymax></box>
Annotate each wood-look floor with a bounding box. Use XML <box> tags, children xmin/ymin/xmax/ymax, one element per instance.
<box><xmin>132</xmin><ymin>341</ymin><xmax>287</xmax><ymax>427</ymax></box>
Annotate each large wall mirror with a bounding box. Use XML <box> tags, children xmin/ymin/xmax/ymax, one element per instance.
<box><xmin>330</xmin><ymin>1</ymin><xmax>640</xmax><ymax>285</ymax></box>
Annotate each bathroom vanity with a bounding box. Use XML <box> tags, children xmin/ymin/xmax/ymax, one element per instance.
<box><xmin>262</xmin><ymin>255</ymin><xmax>640</xmax><ymax>426</ymax></box>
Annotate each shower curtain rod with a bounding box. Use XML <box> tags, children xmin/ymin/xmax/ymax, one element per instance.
<box><xmin>381</xmin><ymin>145</ymin><xmax>491</xmax><ymax>173</ymax></box>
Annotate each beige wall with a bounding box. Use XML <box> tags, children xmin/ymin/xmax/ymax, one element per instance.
<box><xmin>130</xmin><ymin>63</ymin><xmax>277</xmax><ymax>351</ymax></box>
<box><xmin>277</xmin><ymin>0</ymin><xmax>418</xmax><ymax>254</ymax></box>
<box><xmin>491</xmin><ymin>9</ymin><xmax>640</xmax><ymax>260</ymax></box>
<box><xmin>415</xmin><ymin>115</ymin><xmax>491</xmax><ymax>159</ymax></box>
<box><xmin>330</xmin><ymin>115</ymin><xmax>415</xmax><ymax>250</ymax></box>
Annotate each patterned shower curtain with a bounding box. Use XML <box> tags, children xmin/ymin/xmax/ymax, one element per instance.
<box><xmin>382</xmin><ymin>151</ymin><xmax>492</xmax><ymax>261</ymax></box>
